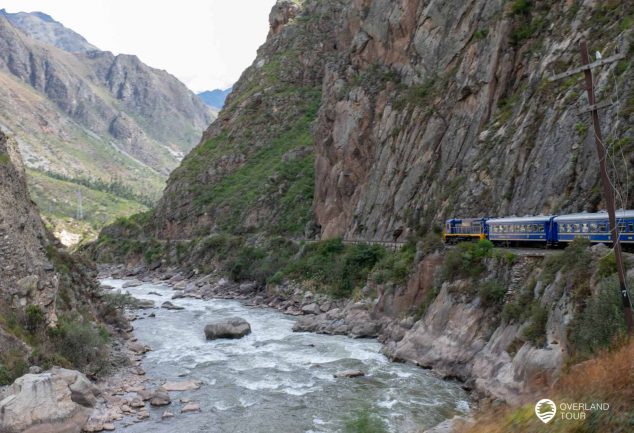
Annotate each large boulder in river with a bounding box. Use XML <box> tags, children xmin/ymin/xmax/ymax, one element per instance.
<box><xmin>0</xmin><ymin>368</ymin><xmax>99</xmax><ymax>433</ymax></box>
<box><xmin>204</xmin><ymin>317</ymin><xmax>251</xmax><ymax>340</ymax></box>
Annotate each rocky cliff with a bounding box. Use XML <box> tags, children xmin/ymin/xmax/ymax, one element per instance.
<box><xmin>0</xmin><ymin>129</ymin><xmax>62</xmax><ymax>324</ymax></box>
<box><xmin>150</xmin><ymin>0</ymin><xmax>632</xmax><ymax>241</ymax></box>
<box><xmin>0</xmin><ymin>127</ymin><xmax>119</xmax><ymax>385</ymax></box>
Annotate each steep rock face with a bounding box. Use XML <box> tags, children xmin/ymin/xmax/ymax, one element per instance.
<box><xmin>0</xmin><ymin>130</ymin><xmax>60</xmax><ymax>323</ymax></box>
<box><xmin>0</xmin><ymin>9</ymin><xmax>98</xmax><ymax>52</ymax></box>
<box><xmin>152</xmin><ymin>0</ymin><xmax>632</xmax><ymax>242</ymax></box>
<box><xmin>0</xmin><ymin>14</ymin><xmax>213</xmax><ymax>192</ymax></box>
<box><xmin>311</xmin><ymin>0</ymin><xmax>633</xmax><ymax>239</ymax></box>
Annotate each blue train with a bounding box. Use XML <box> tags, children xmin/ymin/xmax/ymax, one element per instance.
<box><xmin>443</xmin><ymin>211</ymin><xmax>634</xmax><ymax>247</ymax></box>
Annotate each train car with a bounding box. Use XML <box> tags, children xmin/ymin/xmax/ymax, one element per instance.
<box><xmin>554</xmin><ymin>210</ymin><xmax>634</xmax><ymax>245</ymax></box>
<box><xmin>486</xmin><ymin>215</ymin><xmax>556</xmax><ymax>245</ymax></box>
<box><xmin>443</xmin><ymin>217</ymin><xmax>487</xmax><ymax>243</ymax></box>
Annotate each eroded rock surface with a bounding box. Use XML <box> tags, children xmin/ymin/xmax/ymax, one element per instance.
<box><xmin>0</xmin><ymin>368</ymin><xmax>99</xmax><ymax>433</ymax></box>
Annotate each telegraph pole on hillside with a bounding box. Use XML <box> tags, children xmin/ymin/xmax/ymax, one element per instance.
<box><xmin>549</xmin><ymin>40</ymin><xmax>633</xmax><ymax>335</ymax></box>
<box><xmin>76</xmin><ymin>190</ymin><xmax>83</xmax><ymax>220</ymax></box>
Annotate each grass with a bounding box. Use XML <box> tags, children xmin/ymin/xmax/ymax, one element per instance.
<box><xmin>462</xmin><ymin>337</ymin><xmax>634</xmax><ymax>433</ymax></box>
<box><xmin>27</xmin><ymin>169</ymin><xmax>148</xmax><ymax>243</ymax></box>
<box><xmin>0</xmin><ymin>306</ymin><xmax>112</xmax><ymax>384</ymax></box>
<box><xmin>176</xmin><ymin>86</ymin><xmax>321</xmax><ymax>236</ymax></box>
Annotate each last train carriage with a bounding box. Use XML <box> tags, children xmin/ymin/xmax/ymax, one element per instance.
<box><xmin>443</xmin><ymin>210</ymin><xmax>634</xmax><ymax>247</ymax></box>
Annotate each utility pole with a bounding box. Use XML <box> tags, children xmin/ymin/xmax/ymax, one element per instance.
<box><xmin>549</xmin><ymin>40</ymin><xmax>633</xmax><ymax>335</ymax></box>
<box><xmin>76</xmin><ymin>190</ymin><xmax>83</xmax><ymax>220</ymax></box>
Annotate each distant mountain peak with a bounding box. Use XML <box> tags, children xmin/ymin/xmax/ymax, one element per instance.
<box><xmin>197</xmin><ymin>87</ymin><xmax>233</xmax><ymax>110</ymax></box>
<box><xmin>0</xmin><ymin>9</ymin><xmax>98</xmax><ymax>53</ymax></box>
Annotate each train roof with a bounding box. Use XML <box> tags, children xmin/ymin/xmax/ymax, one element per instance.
<box><xmin>554</xmin><ymin>210</ymin><xmax>634</xmax><ymax>222</ymax></box>
<box><xmin>486</xmin><ymin>215</ymin><xmax>554</xmax><ymax>224</ymax></box>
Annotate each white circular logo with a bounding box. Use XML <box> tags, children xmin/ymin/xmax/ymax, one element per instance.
<box><xmin>535</xmin><ymin>399</ymin><xmax>557</xmax><ymax>424</ymax></box>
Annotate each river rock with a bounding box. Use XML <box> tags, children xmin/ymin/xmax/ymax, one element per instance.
<box><xmin>134</xmin><ymin>299</ymin><xmax>155</xmax><ymax>309</ymax></box>
<box><xmin>162</xmin><ymin>380</ymin><xmax>202</xmax><ymax>391</ymax></box>
<box><xmin>333</xmin><ymin>369</ymin><xmax>365</xmax><ymax>378</ymax></box>
<box><xmin>181</xmin><ymin>402</ymin><xmax>201</xmax><ymax>413</ymax></box>
<box><xmin>122</xmin><ymin>280</ymin><xmax>142</xmax><ymax>288</ymax></box>
<box><xmin>0</xmin><ymin>368</ymin><xmax>99</xmax><ymax>433</ymax></box>
<box><xmin>161</xmin><ymin>301</ymin><xmax>185</xmax><ymax>310</ymax></box>
<box><xmin>150</xmin><ymin>391</ymin><xmax>171</xmax><ymax>406</ymax></box>
<box><xmin>162</xmin><ymin>411</ymin><xmax>174</xmax><ymax>419</ymax></box>
<box><xmin>128</xmin><ymin>341</ymin><xmax>150</xmax><ymax>354</ymax></box>
<box><xmin>301</xmin><ymin>303</ymin><xmax>320</xmax><ymax>315</ymax></box>
<box><xmin>204</xmin><ymin>317</ymin><xmax>251</xmax><ymax>340</ymax></box>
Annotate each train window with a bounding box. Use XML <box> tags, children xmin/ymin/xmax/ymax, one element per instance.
<box><xmin>629</xmin><ymin>224</ymin><xmax>634</xmax><ymax>233</ymax></box>
<box><xmin>573</xmin><ymin>224</ymin><xmax>580</xmax><ymax>232</ymax></box>
<box><xmin>539</xmin><ymin>225</ymin><xmax>544</xmax><ymax>232</ymax></box>
<box><xmin>590</xmin><ymin>223</ymin><xmax>597</xmax><ymax>233</ymax></box>
<box><xmin>582</xmin><ymin>223</ymin><xmax>589</xmax><ymax>233</ymax></box>
<box><xmin>598</xmin><ymin>224</ymin><xmax>606</xmax><ymax>232</ymax></box>
<box><xmin>619</xmin><ymin>223</ymin><xmax>626</xmax><ymax>232</ymax></box>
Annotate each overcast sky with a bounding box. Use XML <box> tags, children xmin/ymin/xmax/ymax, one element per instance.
<box><xmin>1</xmin><ymin>0</ymin><xmax>277</xmax><ymax>92</ymax></box>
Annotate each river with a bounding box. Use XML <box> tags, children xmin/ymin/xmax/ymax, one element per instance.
<box><xmin>103</xmin><ymin>279</ymin><xmax>469</xmax><ymax>433</ymax></box>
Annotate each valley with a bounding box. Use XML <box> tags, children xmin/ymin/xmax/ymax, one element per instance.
<box><xmin>1</xmin><ymin>1</ymin><xmax>633</xmax><ymax>433</ymax></box>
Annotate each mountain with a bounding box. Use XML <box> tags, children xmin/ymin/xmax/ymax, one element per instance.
<box><xmin>152</xmin><ymin>0</ymin><xmax>633</xmax><ymax>241</ymax></box>
<box><xmin>0</xmin><ymin>12</ymin><xmax>215</xmax><ymax>242</ymax></box>
<box><xmin>0</xmin><ymin>8</ymin><xmax>98</xmax><ymax>52</ymax></box>
<box><xmin>197</xmin><ymin>87</ymin><xmax>233</xmax><ymax>110</ymax></box>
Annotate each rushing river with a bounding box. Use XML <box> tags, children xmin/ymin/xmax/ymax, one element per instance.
<box><xmin>103</xmin><ymin>279</ymin><xmax>469</xmax><ymax>433</ymax></box>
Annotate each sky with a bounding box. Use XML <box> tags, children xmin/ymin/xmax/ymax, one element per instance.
<box><xmin>1</xmin><ymin>0</ymin><xmax>277</xmax><ymax>92</ymax></box>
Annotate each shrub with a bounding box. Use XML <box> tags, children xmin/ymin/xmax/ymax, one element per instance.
<box><xmin>478</xmin><ymin>280</ymin><xmax>507</xmax><ymax>308</ymax></box>
<box><xmin>440</xmin><ymin>240</ymin><xmax>493</xmax><ymax>281</ymax></box>
<box><xmin>541</xmin><ymin>238</ymin><xmax>592</xmax><ymax>293</ymax></box>
<box><xmin>569</xmin><ymin>276</ymin><xmax>627</xmax><ymax>358</ymax></box>
<box><xmin>25</xmin><ymin>305</ymin><xmax>46</xmax><ymax>333</ymax></box>
<box><xmin>597</xmin><ymin>252</ymin><xmax>617</xmax><ymax>278</ymax></box>
<box><xmin>48</xmin><ymin>314</ymin><xmax>110</xmax><ymax>375</ymax></box>
<box><xmin>0</xmin><ymin>349</ymin><xmax>28</xmax><ymax>386</ymax></box>
<box><xmin>522</xmin><ymin>303</ymin><xmax>548</xmax><ymax>347</ymax></box>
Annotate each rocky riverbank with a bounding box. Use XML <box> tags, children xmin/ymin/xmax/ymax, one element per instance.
<box><xmin>97</xmin><ymin>242</ymin><xmax>584</xmax><ymax>413</ymax></box>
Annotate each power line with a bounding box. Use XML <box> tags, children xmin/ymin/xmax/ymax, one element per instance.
<box><xmin>550</xmin><ymin>39</ymin><xmax>633</xmax><ymax>335</ymax></box>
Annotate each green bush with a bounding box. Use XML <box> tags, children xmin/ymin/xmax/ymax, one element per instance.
<box><xmin>440</xmin><ymin>240</ymin><xmax>493</xmax><ymax>281</ymax></box>
<box><xmin>597</xmin><ymin>252</ymin><xmax>617</xmax><ymax>278</ymax></box>
<box><xmin>569</xmin><ymin>276</ymin><xmax>627</xmax><ymax>358</ymax></box>
<box><xmin>522</xmin><ymin>303</ymin><xmax>549</xmax><ymax>347</ymax></box>
<box><xmin>502</xmin><ymin>280</ymin><xmax>536</xmax><ymax>323</ymax></box>
<box><xmin>25</xmin><ymin>305</ymin><xmax>46</xmax><ymax>333</ymax></box>
<box><xmin>541</xmin><ymin>238</ymin><xmax>593</xmax><ymax>293</ymax></box>
<box><xmin>0</xmin><ymin>349</ymin><xmax>28</xmax><ymax>386</ymax></box>
<box><xmin>48</xmin><ymin>314</ymin><xmax>110</xmax><ymax>375</ymax></box>
<box><xmin>478</xmin><ymin>279</ymin><xmax>507</xmax><ymax>308</ymax></box>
